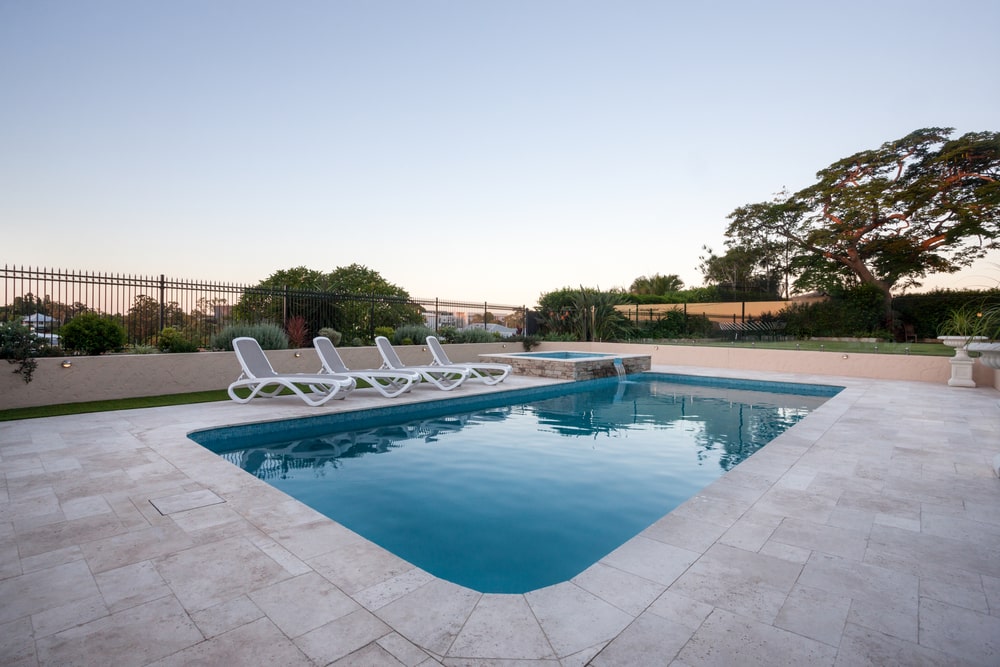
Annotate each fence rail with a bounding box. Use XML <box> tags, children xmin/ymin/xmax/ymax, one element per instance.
<box><xmin>1</xmin><ymin>265</ymin><xmax>526</xmax><ymax>347</ymax></box>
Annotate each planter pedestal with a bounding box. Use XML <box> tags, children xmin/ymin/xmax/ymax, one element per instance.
<box><xmin>938</xmin><ymin>336</ymin><xmax>987</xmax><ymax>388</ymax></box>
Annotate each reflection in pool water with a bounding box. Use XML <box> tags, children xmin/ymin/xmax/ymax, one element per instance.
<box><xmin>193</xmin><ymin>374</ymin><xmax>838</xmax><ymax>593</ymax></box>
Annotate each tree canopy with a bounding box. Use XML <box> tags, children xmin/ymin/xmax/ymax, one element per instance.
<box><xmin>725</xmin><ymin>128</ymin><xmax>1000</xmax><ymax>307</ymax></box>
<box><xmin>629</xmin><ymin>273</ymin><xmax>684</xmax><ymax>295</ymax></box>
<box><xmin>233</xmin><ymin>264</ymin><xmax>423</xmax><ymax>343</ymax></box>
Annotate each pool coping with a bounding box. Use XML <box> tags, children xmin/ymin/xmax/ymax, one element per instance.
<box><xmin>2</xmin><ymin>365</ymin><xmax>999</xmax><ymax>664</ymax></box>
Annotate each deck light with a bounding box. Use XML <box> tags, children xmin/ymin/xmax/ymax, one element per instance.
<box><xmin>61</xmin><ymin>360</ymin><xmax>72</xmax><ymax>368</ymax></box>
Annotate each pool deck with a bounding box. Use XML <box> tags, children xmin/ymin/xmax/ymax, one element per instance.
<box><xmin>2</xmin><ymin>365</ymin><xmax>999</xmax><ymax>666</ymax></box>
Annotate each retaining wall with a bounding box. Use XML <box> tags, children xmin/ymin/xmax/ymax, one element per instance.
<box><xmin>1</xmin><ymin>341</ymin><xmax>996</xmax><ymax>410</ymax></box>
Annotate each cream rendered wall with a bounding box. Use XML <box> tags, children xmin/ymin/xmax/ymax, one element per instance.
<box><xmin>1</xmin><ymin>341</ymin><xmax>996</xmax><ymax>410</ymax></box>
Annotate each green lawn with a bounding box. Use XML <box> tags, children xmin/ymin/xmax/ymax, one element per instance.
<box><xmin>0</xmin><ymin>390</ymin><xmax>230</xmax><ymax>422</ymax></box>
<box><xmin>685</xmin><ymin>340</ymin><xmax>953</xmax><ymax>356</ymax></box>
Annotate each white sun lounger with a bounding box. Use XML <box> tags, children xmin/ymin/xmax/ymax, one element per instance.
<box><xmin>426</xmin><ymin>336</ymin><xmax>512</xmax><ymax>385</ymax></box>
<box><xmin>228</xmin><ymin>337</ymin><xmax>355</xmax><ymax>406</ymax></box>
<box><xmin>375</xmin><ymin>336</ymin><xmax>471</xmax><ymax>391</ymax></box>
<box><xmin>313</xmin><ymin>336</ymin><xmax>420</xmax><ymax>398</ymax></box>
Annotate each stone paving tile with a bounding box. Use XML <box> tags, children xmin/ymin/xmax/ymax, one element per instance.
<box><xmin>331</xmin><ymin>642</ymin><xmax>409</xmax><ymax>666</ymax></box>
<box><xmin>523</xmin><ymin>582</ymin><xmax>633</xmax><ymax>658</ymax></box>
<box><xmin>0</xmin><ymin>559</ymin><xmax>99</xmax><ymax>625</ymax></box>
<box><xmin>645</xmin><ymin>590</ymin><xmax>714</xmax><ymax>632</ymax></box>
<box><xmin>295</xmin><ymin>607</ymin><xmax>393</xmax><ymax>665</ymax></box>
<box><xmin>30</xmin><ymin>593</ymin><xmax>109</xmax><ymax>640</ymax></box>
<box><xmin>148</xmin><ymin>488</ymin><xmax>224</xmax><ymax>515</ymax></box>
<box><xmin>95</xmin><ymin>559</ymin><xmax>172</xmax><ymax>613</ymax></box>
<box><xmin>639</xmin><ymin>511</ymin><xmax>728</xmax><ymax>553</ymax></box>
<box><xmin>774</xmin><ymin>583</ymin><xmax>851</xmax><ymax>647</ymax></box>
<box><xmin>918</xmin><ymin>597</ymin><xmax>1000</xmax><ymax>665</ymax></box>
<box><xmin>571</xmin><ymin>562</ymin><xmax>666</xmax><ymax>617</ymax></box>
<box><xmin>0</xmin><ymin>617</ymin><xmax>36</xmax><ymax>666</ymax></box>
<box><xmin>146</xmin><ymin>616</ymin><xmax>312</xmax><ymax>667</ymax></box>
<box><xmin>354</xmin><ymin>566</ymin><xmax>438</xmax><ymax>612</ymax></box>
<box><xmin>768</xmin><ymin>516</ymin><xmax>869</xmax><ymax>561</ymax></box>
<box><xmin>188</xmin><ymin>595</ymin><xmax>264</xmax><ymax>638</ymax></box>
<box><xmin>590</xmin><ymin>613</ymin><xmax>693</xmax><ymax>666</ymax></box>
<box><xmin>80</xmin><ymin>523</ymin><xmax>195</xmax><ymax>574</ymax></box>
<box><xmin>248</xmin><ymin>571</ymin><xmax>361</xmax><ymax>638</ymax></box>
<box><xmin>448</xmin><ymin>594</ymin><xmax>555</xmax><ymax>660</ymax></box>
<box><xmin>834</xmin><ymin>622</ymin><xmax>950</xmax><ymax>666</ymax></box>
<box><xmin>599</xmin><ymin>535</ymin><xmax>700</xmax><ymax>587</ymax></box>
<box><xmin>376</xmin><ymin>631</ymin><xmax>437</xmax><ymax>666</ymax></box>
<box><xmin>375</xmin><ymin>577</ymin><xmax>481</xmax><ymax>656</ymax></box>
<box><xmin>668</xmin><ymin>543</ymin><xmax>802</xmax><ymax>624</ymax></box>
<box><xmin>153</xmin><ymin>536</ymin><xmax>294</xmax><ymax>613</ymax></box>
<box><xmin>35</xmin><ymin>595</ymin><xmax>204</xmax><ymax>667</ymax></box>
<box><xmin>308</xmin><ymin>535</ymin><xmax>417</xmax><ymax>596</ymax></box>
<box><xmin>15</xmin><ymin>511</ymin><xmax>130</xmax><ymax>559</ymax></box>
<box><xmin>984</xmin><ymin>574</ymin><xmax>1000</xmax><ymax>616</ymax></box>
<box><xmin>865</xmin><ymin>524</ymin><xmax>1000</xmax><ymax>580</ymax></box>
<box><xmin>677</xmin><ymin>607</ymin><xmax>838</xmax><ymax>666</ymax></box>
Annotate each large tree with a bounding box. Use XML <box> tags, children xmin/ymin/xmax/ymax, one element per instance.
<box><xmin>726</xmin><ymin>128</ymin><xmax>1000</xmax><ymax>309</ymax></box>
<box><xmin>233</xmin><ymin>264</ymin><xmax>422</xmax><ymax>343</ymax></box>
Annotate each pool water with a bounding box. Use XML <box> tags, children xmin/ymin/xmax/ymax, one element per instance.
<box><xmin>508</xmin><ymin>351</ymin><xmax>615</xmax><ymax>359</ymax></box>
<box><xmin>192</xmin><ymin>374</ymin><xmax>839</xmax><ymax>593</ymax></box>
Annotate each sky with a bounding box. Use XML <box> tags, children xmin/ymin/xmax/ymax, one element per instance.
<box><xmin>2</xmin><ymin>0</ymin><xmax>999</xmax><ymax>308</ymax></box>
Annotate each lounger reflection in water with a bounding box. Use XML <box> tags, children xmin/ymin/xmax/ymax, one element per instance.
<box><xmin>426</xmin><ymin>335</ymin><xmax>512</xmax><ymax>385</ymax></box>
<box><xmin>375</xmin><ymin>336</ymin><xmax>471</xmax><ymax>391</ymax></box>
<box><xmin>228</xmin><ymin>337</ymin><xmax>355</xmax><ymax>406</ymax></box>
<box><xmin>314</xmin><ymin>336</ymin><xmax>420</xmax><ymax>398</ymax></box>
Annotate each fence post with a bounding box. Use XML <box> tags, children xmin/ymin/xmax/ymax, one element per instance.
<box><xmin>282</xmin><ymin>285</ymin><xmax>289</xmax><ymax>327</ymax></box>
<box><xmin>159</xmin><ymin>274</ymin><xmax>165</xmax><ymax>333</ymax></box>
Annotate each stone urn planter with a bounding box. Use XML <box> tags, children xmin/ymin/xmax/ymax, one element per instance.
<box><xmin>937</xmin><ymin>335</ymin><xmax>987</xmax><ymax>387</ymax></box>
<box><xmin>968</xmin><ymin>342</ymin><xmax>1000</xmax><ymax>370</ymax></box>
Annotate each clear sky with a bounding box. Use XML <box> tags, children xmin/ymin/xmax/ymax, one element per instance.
<box><xmin>3</xmin><ymin>1</ymin><xmax>999</xmax><ymax>307</ymax></box>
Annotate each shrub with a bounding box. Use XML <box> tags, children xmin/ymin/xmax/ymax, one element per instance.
<box><xmin>373</xmin><ymin>326</ymin><xmax>394</xmax><ymax>341</ymax></box>
<box><xmin>435</xmin><ymin>326</ymin><xmax>459</xmax><ymax>343</ymax></box>
<box><xmin>452</xmin><ymin>327</ymin><xmax>497</xmax><ymax>343</ymax></box>
<box><xmin>60</xmin><ymin>313</ymin><xmax>127</xmax><ymax>355</ymax></box>
<box><xmin>317</xmin><ymin>327</ymin><xmax>342</xmax><ymax>345</ymax></box>
<box><xmin>0</xmin><ymin>322</ymin><xmax>45</xmax><ymax>383</ymax></box>
<box><xmin>156</xmin><ymin>327</ymin><xmax>200</xmax><ymax>353</ymax></box>
<box><xmin>391</xmin><ymin>325</ymin><xmax>434</xmax><ymax>345</ymax></box>
<box><xmin>210</xmin><ymin>323</ymin><xmax>289</xmax><ymax>351</ymax></box>
<box><xmin>286</xmin><ymin>316</ymin><xmax>309</xmax><ymax>348</ymax></box>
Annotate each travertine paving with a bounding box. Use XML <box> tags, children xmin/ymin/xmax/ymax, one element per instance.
<box><xmin>2</xmin><ymin>366</ymin><xmax>998</xmax><ymax>666</ymax></box>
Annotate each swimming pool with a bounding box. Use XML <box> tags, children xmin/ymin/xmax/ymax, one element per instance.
<box><xmin>191</xmin><ymin>374</ymin><xmax>840</xmax><ymax>593</ymax></box>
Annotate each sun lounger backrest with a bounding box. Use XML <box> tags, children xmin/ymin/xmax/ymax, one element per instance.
<box><xmin>314</xmin><ymin>336</ymin><xmax>350</xmax><ymax>373</ymax></box>
<box><xmin>426</xmin><ymin>336</ymin><xmax>452</xmax><ymax>366</ymax></box>
<box><xmin>233</xmin><ymin>337</ymin><xmax>279</xmax><ymax>379</ymax></box>
<box><xmin>375</xmin><ymin>336</ymin><xmax>405</xmax><ymax>369</ymax></box>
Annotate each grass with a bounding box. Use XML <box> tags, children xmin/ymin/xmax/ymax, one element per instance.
<box><xmin>687</xmin><ymin>340</ymin><xmax>954</xmax><ymax>356</ymax></box>
<box><xmin>0</xmin><ymin>390</ymin><xmax>229</xmax><ymax>422</ymax></box>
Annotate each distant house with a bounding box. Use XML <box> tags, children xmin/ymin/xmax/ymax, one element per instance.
<box><xmin>21</xmin><ymin>313</ymin><xmax>60</xmax><ymax>345</ymax></box>
<box><xmin>463</xmin><ymin>322</ymin><xmax>518</xmax><ymax>338</ymax></box>
<box><xmin>21</xmin><ymin>313</ymin><xmax>57</xmax><ymax>331</ymax></box>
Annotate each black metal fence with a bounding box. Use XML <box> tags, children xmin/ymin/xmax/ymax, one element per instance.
<box><xmin>1</xmin><ymin>265</ymin><xmax>527</xmax><ymax>347</ymax></box>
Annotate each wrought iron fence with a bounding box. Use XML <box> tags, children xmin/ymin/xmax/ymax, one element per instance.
<box><xmin>1</xmin><ymin>265</ymin><xmax>527</xmax><ymax>348</ymax></box>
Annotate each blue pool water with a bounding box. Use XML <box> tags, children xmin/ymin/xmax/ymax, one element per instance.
<box><xmin>191</xmin><ymin>374</ymin><xmax>840</xmax><ymax>593</ymax></box>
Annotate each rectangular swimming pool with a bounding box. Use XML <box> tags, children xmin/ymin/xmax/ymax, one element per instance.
<box><xmin>190</xmin><ymin>373</ymin><xmax>841</xmax><ymax>593</ymax></box>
